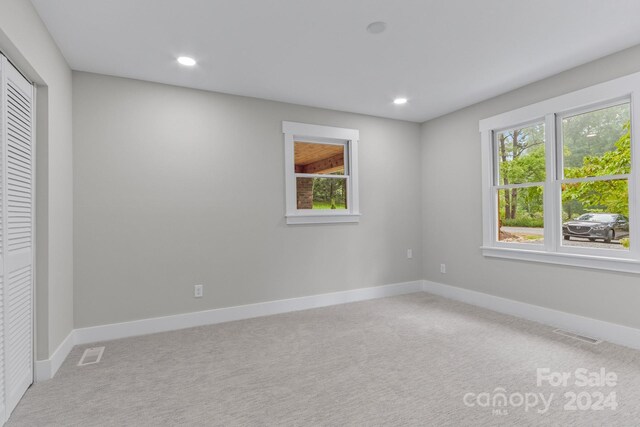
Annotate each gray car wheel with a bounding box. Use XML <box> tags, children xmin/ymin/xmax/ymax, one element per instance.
<box><xmin>604</xmin><ymin>230</ymin><xmax>614</xmax><ymax>243</ymax></box>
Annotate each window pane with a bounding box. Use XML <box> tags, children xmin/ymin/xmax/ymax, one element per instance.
<box><xmin>562</xmin><ymin>103</ymin><xmax>631</xmax><ymax>178</ymax></box>
<box><xmin>496</xmin><ymin>123</ymin><xmax>545</xmax><ymax>185</ymax></box>
<box><xmin>296</xmin><ymin>177</ymin><xmax>347</xmax><ymax>210</ymax></box>
<box><xmin>294</xmin><ymin>141</ymin><xmax>346</xmax><ymax>175</ymax></box>
<box><xmin>497</xmin><ymin>186</ymin><xmax>544</xmax><ymax>244</ymax></box>
<box><xmin>561</xmin><ymin>179</ymin><xmax>629</xmax><ymax>250</ymax></box>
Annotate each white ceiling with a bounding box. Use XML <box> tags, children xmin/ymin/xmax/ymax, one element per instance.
<box><xmin>31</xmin><ymin>0</ymin><xmax>640</xmax><ymax>122</ymax></box>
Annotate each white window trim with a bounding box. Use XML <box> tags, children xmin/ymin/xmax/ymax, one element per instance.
<box><xmin>479</xmin><ymin>71</ymin><xmax>640</xmax><ymax>273</ymax></box>
<box><xmin>283</xmin><ymin>121</ymin><xmax>360</xmax><ymax>225</ymax></box>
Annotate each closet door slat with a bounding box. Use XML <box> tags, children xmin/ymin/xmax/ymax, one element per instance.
<box><xmin>1</xmin><ymin>55</ymin><xmax>34</xmax><ymax>423</ymax></box>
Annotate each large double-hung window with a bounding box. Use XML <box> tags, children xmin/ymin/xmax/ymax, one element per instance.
<box><xmin>480</xmin><ymin>73</ymin><xmax>640</xmax><ymax>273</ymax></box>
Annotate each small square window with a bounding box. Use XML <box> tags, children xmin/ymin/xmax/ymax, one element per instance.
<box><xmin>294</xmin><ymin>141</ymin><xmax>348</xmax><ymax>210</ymax></box>
<box><xmin>283</xmin><ymin>122</ymin><xmax>360</xmax><ymax>224</ymax></box>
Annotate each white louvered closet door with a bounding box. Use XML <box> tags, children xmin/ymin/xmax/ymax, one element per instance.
<box><xmin>0</xmin><ymin>55</ymin><xmax>34</xmax><ymax>421</ymax></box>
<box><xmin>0</xmin><ymin>55</ymin><xmax>3</xmax><ymax>424</ymax></box>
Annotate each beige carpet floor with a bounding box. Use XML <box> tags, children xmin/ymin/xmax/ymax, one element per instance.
<box><xmin>7</xmin><ymin>292</ymin><xmax>640</xmax><ymax>426</ymax></box>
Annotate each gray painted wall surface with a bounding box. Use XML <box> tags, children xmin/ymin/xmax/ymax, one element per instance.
<box><xmin>0</xmin><ymin>0</ymin><xmax>638</xmax><ymax>367</ymax></box>
<box><xmin>73</xmin><ymin>72</ymin><xmax>422</xmax><ymax>327</ymax></box>
<box><xmin>421</xmin><ymin>45</ymin><xmax>640</xmax><ymax>329</ymax></box>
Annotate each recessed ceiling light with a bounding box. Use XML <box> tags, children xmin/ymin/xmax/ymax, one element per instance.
<box><xmin>177</xmin><ymin>56</ymin><xmax>196</xmax><ymax>66</ymax></box>
<box><xmin>393</xmin><ymin>97</ymin><xmax>408</xmax><ymax>105</ymax></box>
<box><xmin>366</xmin><ymin>21</ymin><xmax>387</xmax><ymax>34</ymax></box>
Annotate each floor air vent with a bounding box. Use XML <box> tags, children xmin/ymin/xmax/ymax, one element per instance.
<box><xmin>553</xmin><ymin>329</ymin><xmax>601</xmax><ymax>345</ymax></box>
<box><xmin>78</xmin><ymin>346</ymin><xmax>105</xmax><ymax>366</ymax></box>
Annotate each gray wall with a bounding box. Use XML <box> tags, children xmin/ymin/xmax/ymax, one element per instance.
<box><xmin>71</xmin><ymin>32</ymin><xmax>640</xmax><ymax>333</ymax></box>
<box><xmin>0</xmin><ymin>0</ymin><xmax>73</xmax><ymax>360</ymax></box>
<box><xmin>421</xmin><ymin>44</ymin><xmax>640</xmax><ymax>330</ymax></box>
<box><xmin>72</xmin><ymin>72</ymin><xmax>422</xmax><ymax>328</ymax></box>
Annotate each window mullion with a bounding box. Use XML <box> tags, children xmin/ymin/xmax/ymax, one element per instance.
<box><xmin>481</xmin><ymin>130</ymin><xmax>495</xmax><ymax>247</ymax></box>
<box><xmin>294</xmin><ymin>173</ymin><xmax>348</xmax><ymax>179</ymax></box>
<box><xmin>544</xmin><ymin>113</ymin><xmax>558</xmax><ymax>253</ymax></box>
<box><xmin>284</xmin><ymin>133</ymin><xmax>296</xmax><ymax>216</ymax></box>
<box><xmin>494</xmin><ymin>182</ymin><xmax>545</xmax><ymax>190</ymax></box>
<box><xmin>560</xmin><ymin>174</ymin><xmax>630</xmax><ymax>184</ymax></box>
<box><xmin>554</xmin><ymin>111</ymin><xmax>565</xmax><ymax>260</ymax></box>
<box><xmin>628</xmin><ymin>92</ymin><xmax>640</xmax><ymax>257</ymax></box>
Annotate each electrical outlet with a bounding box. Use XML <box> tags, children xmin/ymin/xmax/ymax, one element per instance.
<box><xmin>407</xmin><ymin>249</ymin><xmax>413</xmax><ymax>259</ymax></box>
<box><xmin>194</xmin><ymin>284</ymin><xmax>203</xmax><ymax>298</ymax></box>
<box><xmin>440</xmin><ymin>263</ymin><xmax>446</xmax><ymax>274</ymax></box>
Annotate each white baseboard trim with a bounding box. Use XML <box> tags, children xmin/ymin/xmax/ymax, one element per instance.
<box><xmin>74</xmin><ymin>280</ymin><xmax>423</xmax><ymax>346</ymax></box>
<box><xmin>35</xmin><ymin>279</ymin><xmax>640</xmax><ymax>382</ymax></box>
<box><xmin>34</xmin><ymin>330</ymin><xmax>76</xmax><ymax>382</ymax></box>
<box><xmin>35</xmin><ymin>280</ymin><xmax>421</xmax><ymax>381</ymax></box>
<box><xmin>422</xmin><ymin>280</ymin><xmax>640</xmax><ymax>351</ymax></box>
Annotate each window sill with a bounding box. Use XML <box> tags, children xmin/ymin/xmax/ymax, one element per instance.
<box><xmin>481</xmin><ymin>246</ymin><xmax>640</xmax><ymax>274</ymax></box>
<box><xmin>286</xmin><ymin>213</ymin><xmax>360</xmax><ymax>225</ymax></box>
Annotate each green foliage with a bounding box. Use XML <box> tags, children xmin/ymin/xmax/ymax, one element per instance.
<box><xmin>498</xmin><ymin>186</ymin><xmax>544</xmax><ymax>225</ymax></box>
<box><xmin>313</xmin><ymin>201</ymin><xmax>346</xmax><ymax>210</ymax></box>
<box><xmin>501</xmin><ymin>217</ymin><xmax>544</xmax><ymax>228</ymax></box>
<box><xmin>499</xmin><ymin>145</ymin><xmax>546</xmax><ymax>184</ymax></box>
<box><xmin>312</xmin><ymin>178</ymin><xmax>346</xmax><ymax>209</ymax></box>
<box><xmin>497</xmin><ymin>106</ymin><xmax>630</xmax><ymax>228</ymax></box>
<box><xmin>524</xmin><ymin>235</ymin><xmax>543</xmax><ymax>241</ymax></box>
<box><xmin>620</xmin><ymin>238</ymin><xmax>630</xmax><ymax>248</ymax></box>
<box><xmin>562</xmin><ymin>122</ymin><xmax>631</xmax><ymax>217</ymax></box>
<box><xmin>498</xmin><ymin>125</ymin><xmax>546</xmax><ymax>185</ymax></box>
<box><xmin>497</xmin><ymin>125</ymin><xmax>545</xmax><ymax>222</ymax></box>
<box><xmin>564</xmin><ymin>121</ymin><xmax>630</xmax><ymax>178</ymax></box>
<box><xmin>515</xmin><ymin>185</ymin><xmax>544</xmax><ymax>216</ymax></box>
<box><xmin>562</xmin><ymin>103</ymin><xmax>630</xmax><ymax>168</ymax></box>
